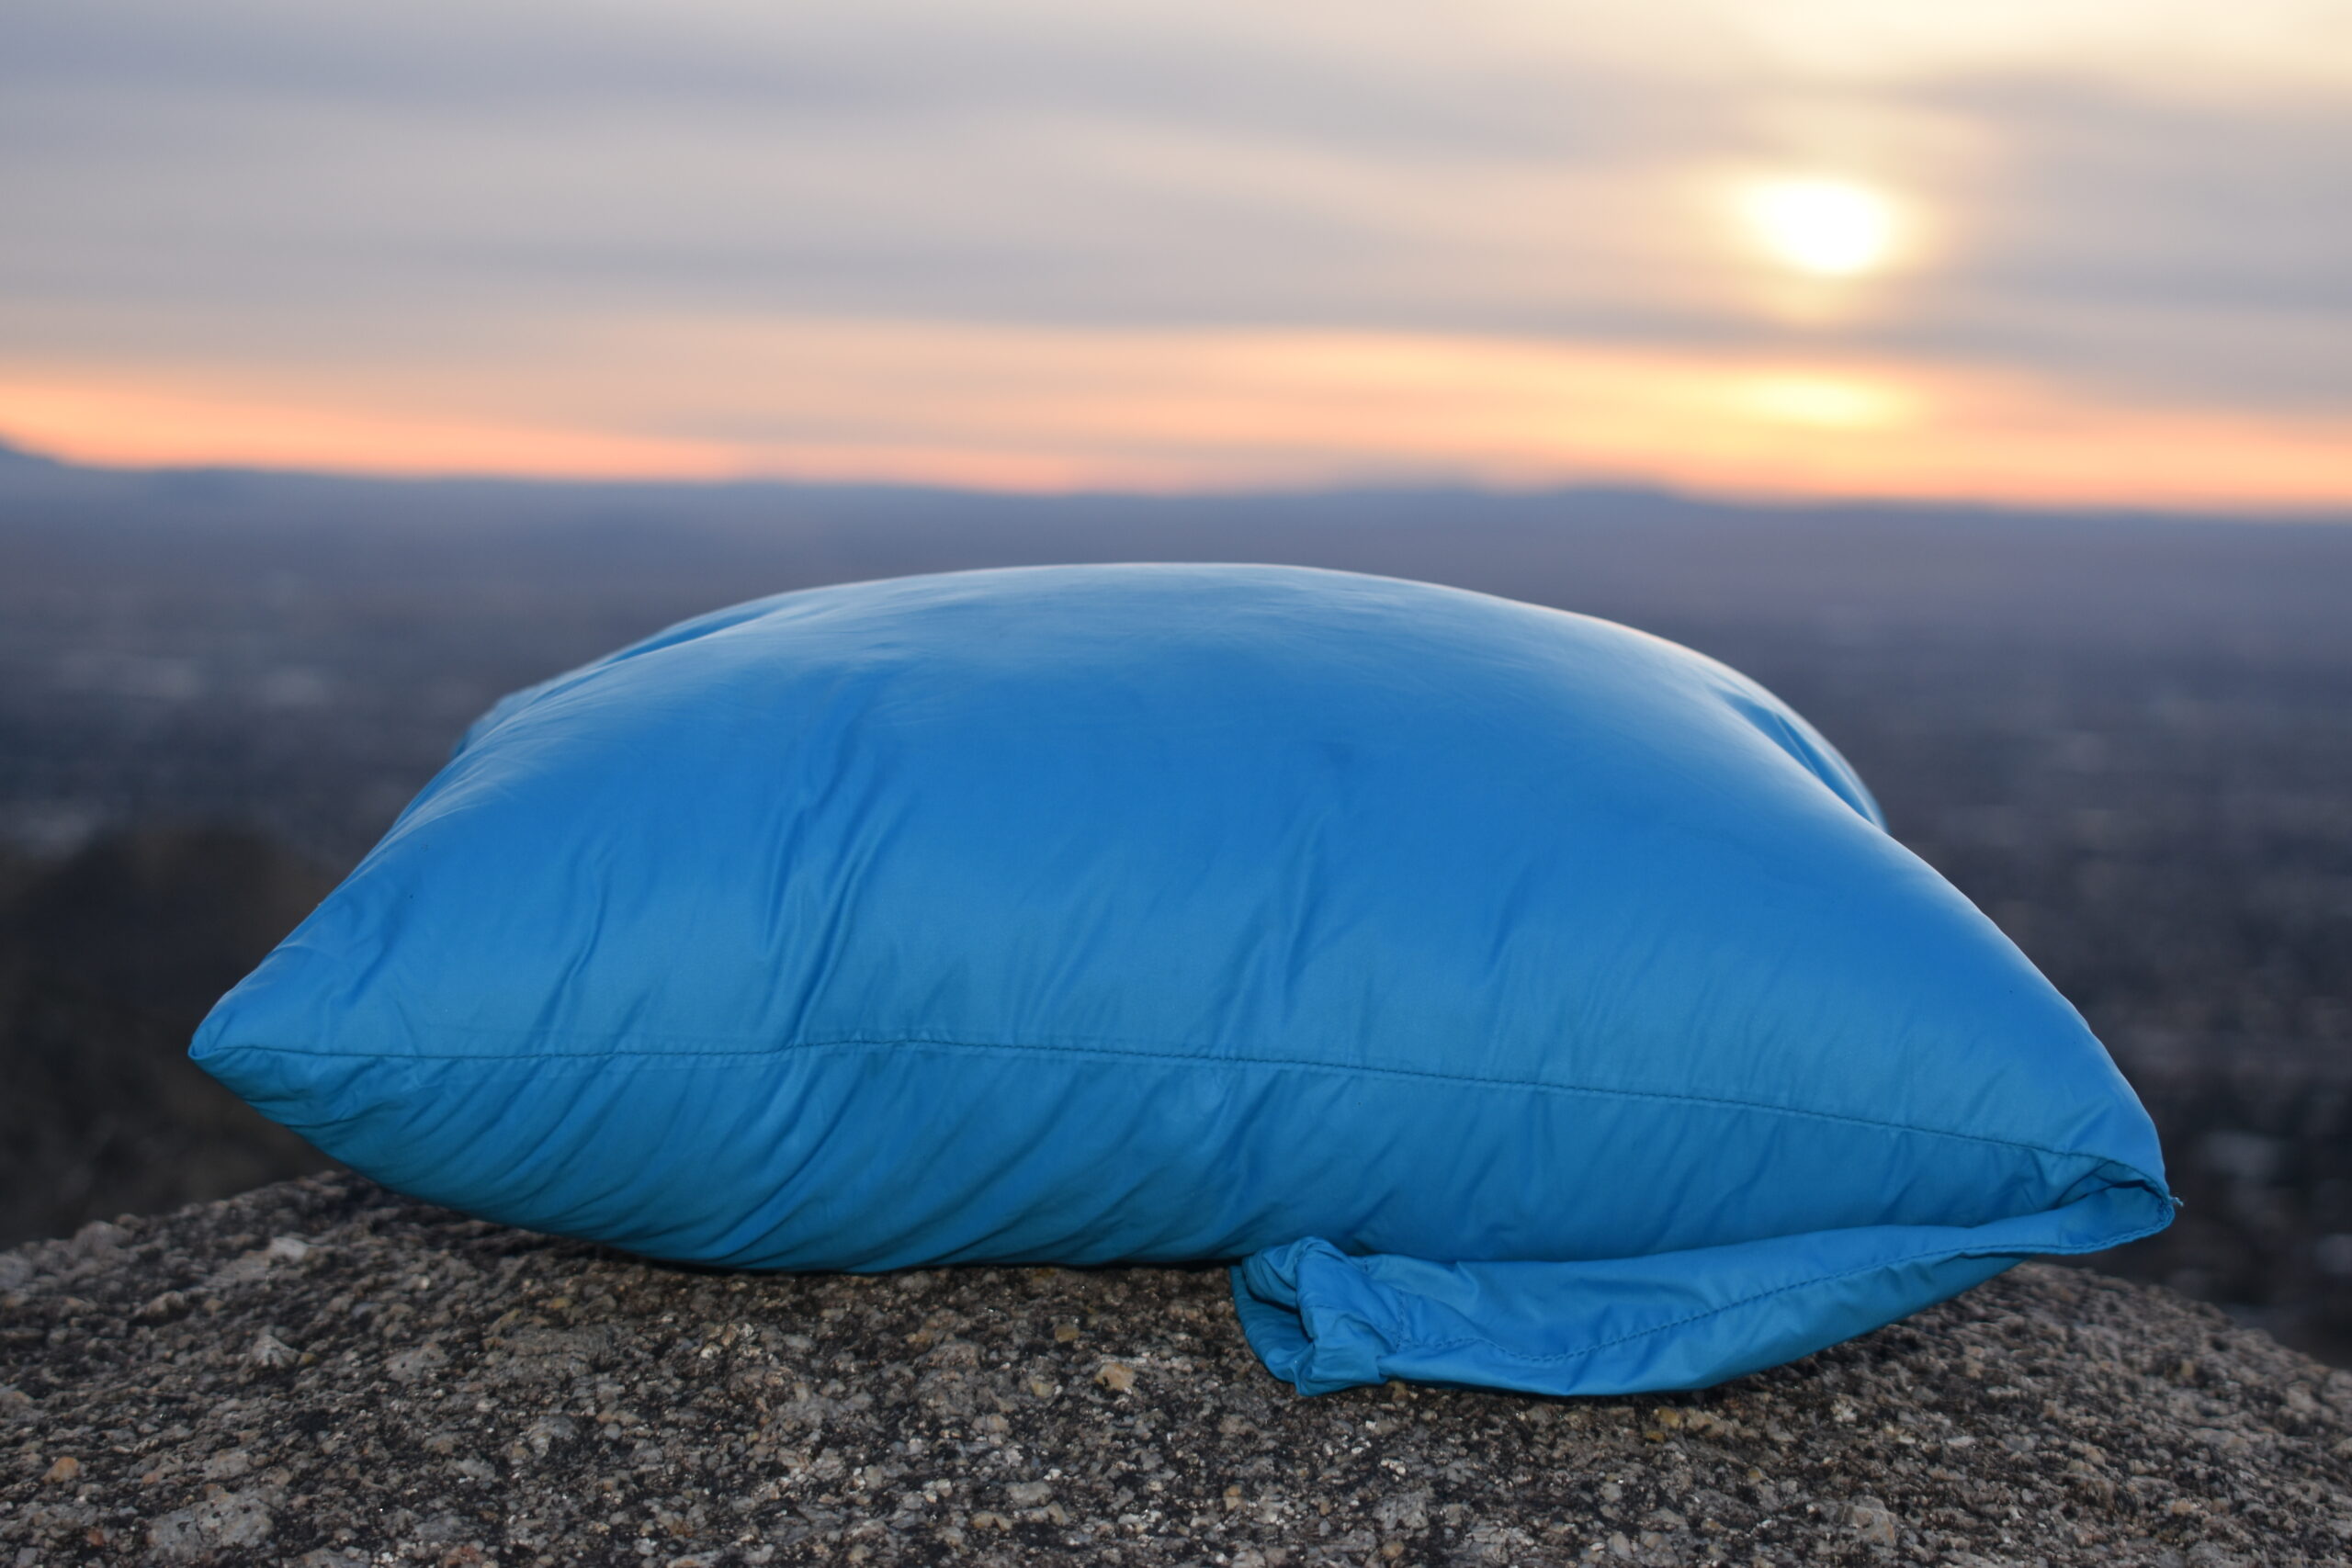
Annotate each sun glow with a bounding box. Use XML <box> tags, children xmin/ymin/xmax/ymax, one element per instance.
<box><xmin>1740</xmin><ymin>178</ymin><xmax>1902</xmax><ymax>277</ymax></box>
<box><xmin>1736</xmin><ymin>374</ymin><xmax>1915</xmax><ymax>430</ymax></box>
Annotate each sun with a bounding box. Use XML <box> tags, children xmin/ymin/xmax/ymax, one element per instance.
<box><xmin>1739</xmin><ymin>178</ymin><xmax>1900</xmax><ymax>278</ymax></box>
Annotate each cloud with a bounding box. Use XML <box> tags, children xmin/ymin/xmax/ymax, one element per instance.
<box><xmin>0</xmin><ymin>0</ymin><xmax>2344</xmax><ymax>496</ymax></box>
<box><xmin>9</xmin><ymin>317</ymin><xmax>2349</xmax><ymax>511</ymax></box>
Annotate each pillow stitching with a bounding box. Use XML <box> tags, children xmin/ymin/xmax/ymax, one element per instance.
<box><xmin>209</xmin><ymin>1031</ymin><xmax>2154</xmax><ymax>1171</ymax></box>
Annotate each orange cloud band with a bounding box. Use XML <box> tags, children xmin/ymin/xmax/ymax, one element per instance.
<box><xmin>4</xmin><ymin>321</ymin><xmax>2347</xmax><ymax>511</ymax></box>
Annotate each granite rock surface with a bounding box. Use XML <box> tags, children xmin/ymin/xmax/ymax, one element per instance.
<box><xmin>5</xmin><ymin>1174</ymin><xmax>2349</xmax><ymax>1565</ymax></box>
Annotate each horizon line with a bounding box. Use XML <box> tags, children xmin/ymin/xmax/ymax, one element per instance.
<box><xmin>6</xmin><ymin>433</ymin><xmax>2348</xmax><ymax>529</ymax></box>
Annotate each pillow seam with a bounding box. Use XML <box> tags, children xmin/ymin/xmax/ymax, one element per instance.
<box><xmin>209</xmin><ymin>1031</ymin><xmax>2149</xmax><ymax>1168</ymax></box>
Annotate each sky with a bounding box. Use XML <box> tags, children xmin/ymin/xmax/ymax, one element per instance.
<box><xmin>3</xmin><ymin>1</ymin><xmax>2348</xmax><ymax>508</ymax></box>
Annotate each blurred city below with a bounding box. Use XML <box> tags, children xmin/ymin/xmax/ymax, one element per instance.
<box><xmin>1</xmin><ymin>443</ymin><xmax>2347</xmax><ymax>1356</ymax></box>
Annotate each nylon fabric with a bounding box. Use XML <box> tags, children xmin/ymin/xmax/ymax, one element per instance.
<box><xmin>192</xmin><ymin>563</ymin><xmax>2173</xmax><ymax>1396</ymax></box>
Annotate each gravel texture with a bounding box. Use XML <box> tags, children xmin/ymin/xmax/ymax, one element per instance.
<box><xmin>5</xmin><ymin>1175</ymin><xmax>2350</xmax><ymax>1566</ymax></box>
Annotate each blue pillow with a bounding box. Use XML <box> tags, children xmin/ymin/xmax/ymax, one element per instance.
<box><xmin>194</xmin><ymin>564</ymin><xmax>2172</xmax><ymax>1397</ymax></box>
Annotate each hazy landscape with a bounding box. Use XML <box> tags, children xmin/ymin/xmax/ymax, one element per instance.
<box><xmin>5</xmin><ymin>441</ymin><xmax>2348</xmax><ymax>1359</ymax></box>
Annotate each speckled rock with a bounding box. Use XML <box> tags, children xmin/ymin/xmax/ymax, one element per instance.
<box><xmin>5</xmin><ymin>1174</ymin><xmax>2350</xmax><ymax>1565</ymax></box>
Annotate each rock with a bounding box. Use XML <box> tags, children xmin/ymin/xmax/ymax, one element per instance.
<box><xmin>1373</xmin><ymin>1487</ymin><xmax>1430</xmax><ymax>1530</ymax></box>
<box><xmin>68</xmin><ymin>1220</ymin><xmax>129</xmax><ymax>1263</ymax></box>
<box><xmin>525</xmin><ymin>1414</ymin><xmax>578</xmax><ymax>1455</ymax></box>
<box><xmin>5</xmin><ymin>1171</ymin><xmax>2352</xmax><ymax>1564</ymax></box>
<box><xmin>198</xmin><ymin>1448</ymin><xmax>252</xmax><ymax>1481</ymax></box>
<box><xmin>147</xmin><ymin>1491</ymin><xmax>274</xmax><ymax>1559</ymax></box>
<box><xmin>409</xmin><ymin>1510</ymin><xmax>469</xmax><ymax>1543</ymax></box>
<box><xmin>1851</xmin><ymin>1494</ymin><xmax>1898</xmax><ymax>1548</ymax></box>
<box><xmin>40</xmin><ymin>1455</ymin><xmax>77</xmax><ymax>1484</ymax></box>
<box><xmin>385</xmin><ymin>1340</ymin><xmax>448</xmax><ymax>1381</ymax></box>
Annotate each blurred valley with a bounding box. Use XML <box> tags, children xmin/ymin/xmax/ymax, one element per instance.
<box><xmin>3</xmin><ymin>442</ymin><xmax>2348</xmax><ymax>1357</ymax></box>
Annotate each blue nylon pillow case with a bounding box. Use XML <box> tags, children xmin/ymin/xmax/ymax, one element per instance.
<box><xmin>194</xmin><ymin>563</ymin><xmax>2173</xmax><ymax>1397</ymax></box>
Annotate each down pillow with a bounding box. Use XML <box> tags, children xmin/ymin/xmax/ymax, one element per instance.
<box><xmin>195</xmin><ymin>563</ymin><xmax>2172</xmax><ymax>1397</ymax></box>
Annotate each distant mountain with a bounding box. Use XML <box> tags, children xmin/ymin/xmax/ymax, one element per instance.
<box><xmin>3</xmin><ymin>441</ymin><xmax>2348</xmax><ymax>665</ymax></box>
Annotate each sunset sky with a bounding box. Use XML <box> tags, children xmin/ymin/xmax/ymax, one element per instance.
<box><xmin>4</xmin><ymin>1</ymin><xmax>2347</xmax><ymax>508</ymax></box>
